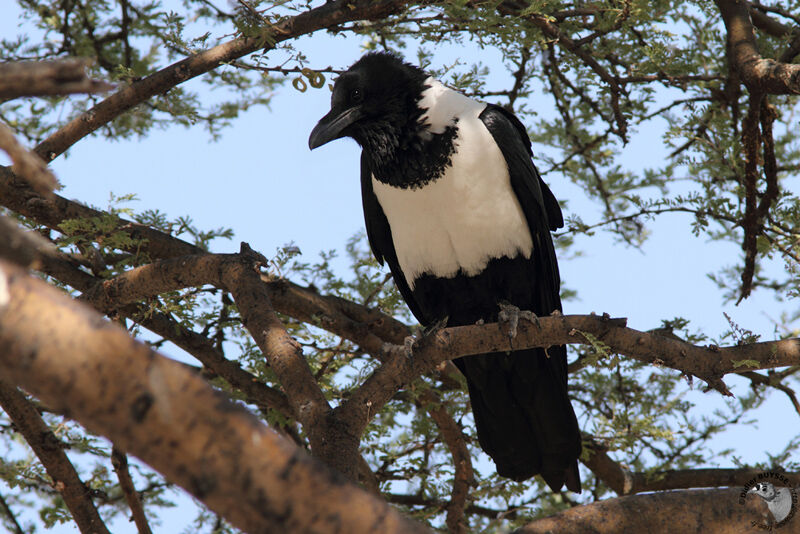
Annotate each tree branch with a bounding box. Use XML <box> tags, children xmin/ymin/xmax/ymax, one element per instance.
<box><xmin>0</xmin><ymin>215</ymin><xmax>59</xmax><ymax>269</ymax></box>
<box><xmin>33</xmin><ymin>0</ymin><xmax>413</xmax><ymax>163</ymax></box>
<box><xmin>0</xmin><ymin>382</ymin><xmax>111</xmax><ymax>534</ymax></box>
<box><xmin>0</xmin><ymin>59</ymin><xmax>113</xmax><ymax>100</ymax></box>
<box><xmin>0</xmin><ymin>491</ymin><xmax>24</xmax><ymax>534</ymax></box>
<box><xmin>111</xmin><ymin>447</ymin><xmax>153</xmax><ymax>534</ymax></box>
<box><xmin>0</xmin><ymin>123</ymin><xmax>58</xmax><ymax>194</ymax></box>
<box><xmin>416</xmin><ymin>390</ymin><xmax>473</xmax><ymax>534</ymax></box>
<box><xmin>510</xmin><ymin>5</ymin><xmax>629</xmax><ymax>141</ymax></box>
<box><xmin>73</xmin><ymin>250</ymin><xmax>800</xmax><ymax>420</ymax></box>
<box><xmin>716</xmin><ymin>0</ymin><xmax>800</xmax><ymax>94</ymax></box>
<box><xmin>583</xmin><ymin>437</ymin><xmax>800</xmax><ymax>494</ymax></box>
<box><xmin>345</xmin><ymin>312</ymin><xmax>800</xmax><ymax>432</ymax></box>
<box><xmin>0</xmin><ymin>259</ymin><xmax>430</xmax><ymax>534</ymax></box>
<box><xmin>515</xmin><ymin>488</ymin><xmax>771</xmax><ymax>533</ymax></box>
<box><xmin>0</xmin><ymin>165</ymin><xmax>204</xmax><ymax>260</ymax></box>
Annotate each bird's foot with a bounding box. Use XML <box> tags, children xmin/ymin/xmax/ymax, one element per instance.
<box><xmin>498</xmin><ymin>301</ymin><xmax>539</xmax><ymax>340</ymax></box>
<box><xmin>403</xmin><ymin>318</ymin><xmax>448</xmax><ymax>359</ymax></box>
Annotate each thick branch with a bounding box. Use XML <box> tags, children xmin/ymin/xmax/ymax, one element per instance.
<box><xmin>717</xmin><ymin>0</ymin><xmax>800</xmax><ymax>94</ymax></box>
<box><xmin>515</xmin><ymin>488</ymin><xmax>771</xmax><ymax>533</ymax></box>
<box><xmin>0</xmin><ymin>224</ymin><xmax>295</xmax><ymax>420</ymax></box>
<box><xmin>583</xmin><ymin>439</ymin><xmax>800</xmax><ymax>494</ymax></box>
<box><xmin>0</xmin><ymin>166</ymin><xmax>416</xmax><ymax>361</ymax></box>
<box><xmin>75</xmin><ymin>252</ymin><xmax>800</xmax><ymax>424</ymax></box>
<box><xmin>0</xmin><ymin>215</ymin><xmax>59</xmax><ymax>269</ymax></box>
<box><xmin>0</xmin><ymin>59</ymin><xmax>113</xmax><ymax>100</ymax></box>
<box><xmin>0</xmin><ymin>259</ymin><xmax>429</xmax><ymax>534</ymax></box>
<box><xmin>0</xmin><ymin>382</ymin><xmax>111</xmax><ymax>534</ymax></box>
<box><xmin>33</xmin><ymin>0</ymin><xmax>412</xmax><ymax>162</ymax></box>
<box><xmin>343</xmin><ymin>314</ymin><xmax>800</xmax><ymax>433</ymax></box>
<box><xmin>0</xmin><ymin>123</ymin><xmax>58</xmax><ymax>194</ymax></box>
<box><xmin>79</xmin><ymin>249</ymin><xmax>330</xmax><ymax>421</ymax></box>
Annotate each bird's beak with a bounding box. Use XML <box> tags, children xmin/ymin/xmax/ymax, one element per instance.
<box><xmin>308</xmin><ymin>106</ymin><xmax>363</xmax><ymax>149</ymax></box>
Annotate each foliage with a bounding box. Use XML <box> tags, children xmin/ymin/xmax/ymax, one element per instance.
<box><xmin>0</xmin><ymin>0</ymin><xmax>799</xmax><ymax>533</ymax></box>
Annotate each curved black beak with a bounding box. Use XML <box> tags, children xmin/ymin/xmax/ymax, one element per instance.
<box><xmin>308</xmin><ymin>106</ymin><xmax>363</xmax><ymax>150</ymax></box>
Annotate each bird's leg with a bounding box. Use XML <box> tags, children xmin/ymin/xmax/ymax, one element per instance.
<box><xmin>403</xmin><ymin>317</ymin><xmax>449</xmax><ymax>358</ymax></box>
<box><xmin>423</xmin><ymin>315</ymin><xmax>449</xmax><ymax>336</ymax></box>
<box><xmin>498</xmin><ymin>301</ymin><xmax>539</xmax><ymax>342</ymax></box>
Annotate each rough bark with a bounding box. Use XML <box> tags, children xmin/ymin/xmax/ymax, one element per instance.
<box><xmin>0</xmin><ymin>259</ymin><xmax>430</xmax><ymax>534</ymax></box>
<box><xmin>717</xmin><ymin>0</ymin><xmax>800</xmax><ymax>94</ymax></box>
<box><xmin>0</xmin><ymin>123</ymin><xmax>58</xmax><ymax>194</ymax></box>
<box><xmin>516</xmin><ymin>488</ymin><xmax>778</xmax><ymax>534</ymax></box>
<box><xmin>0</xmin><ymin>59</ymin><xmax>113</xmax><ymax>100</ymax></box>
<box><xmin>583</xmin><ymin>438</ymin><xmax>800</xmax><ymax>495</ymax></box>
<box><xmin>0</xmin><ymin>382</ymin><xmax>111</xmax><ymax>534</ymax></box>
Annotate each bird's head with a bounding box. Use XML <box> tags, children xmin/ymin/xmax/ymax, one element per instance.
<box><xmin>308</xmin><ymin>52</ymin><xmax>428</xmax><ymax>153</ymax></box>
<box><xmin>750</xmin><ymin>482</ymin><xmax>777</xmax><ymax>499</ymax></box>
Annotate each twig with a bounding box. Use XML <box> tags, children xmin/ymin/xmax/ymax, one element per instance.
<box><xmin>416</xmin><ymin>390</ymin><xmax>473</xmax><ymax>534</ymax></box>
<box><xmin>0</xmin><ymin>491</ymin><xmax>25</xmax><ymax>534</ymax></box>
<box><xmin>111</xmin><ymin>448</ymin><xmax>153</xmax><ymax>534</ymax></box>
<box><xmin>33</xmin><ymin>0</ymin><xmax>413</xmax><ymax>163</ymax></box>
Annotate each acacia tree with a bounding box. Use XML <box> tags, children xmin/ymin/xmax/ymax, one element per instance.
<box><xmin>0</xmin><ymin>1</ymin><xmax>799</xmax><ymax>532</ymax></box>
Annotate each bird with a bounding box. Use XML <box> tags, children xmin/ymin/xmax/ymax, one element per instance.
<box><xmin>749</xmin><ymin>482</ymin><xmax>794</xmax><ymax>524</ymax></box>
<box><xmin>309</xmin><ymin>51</ymin><xmax>581</xmax><ymax>492</ymax></box>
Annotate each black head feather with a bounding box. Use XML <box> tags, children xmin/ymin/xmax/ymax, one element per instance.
<box><xmin>310</xmin><ymin>52</ymin><xmax>458</xmax><ymax>189</ymax></box>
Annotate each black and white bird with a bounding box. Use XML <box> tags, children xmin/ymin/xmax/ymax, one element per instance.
<box><xmin>309</xmin><ymin>52</ymin><xmax>581</xmax><ymax>492</ymax></box>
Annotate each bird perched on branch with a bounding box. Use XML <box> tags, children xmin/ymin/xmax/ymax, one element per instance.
<box><xmin>309</xmin><ymin>52</ymin><xmax>581</xmax><ymax>492</ymax></box>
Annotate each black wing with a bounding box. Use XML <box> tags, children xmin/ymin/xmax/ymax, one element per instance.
<box><xmin>359</xmin><ymin>152</ymin><xmax>426</xmax><ymax>322</ymax></box>
<box><xmin>480</xmin><ymin>104</ymin><xmax>563</xmax><ymax>231</ymax></box>
<box><xmin>478</xmin><ymin>104</ymin><xmax>564</xmax><ymax>314</ymax></box>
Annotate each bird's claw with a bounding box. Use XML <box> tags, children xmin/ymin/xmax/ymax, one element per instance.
<box><xmin>498</xmin><ymin>302</ymin><xmax>540</xmax><ymax>341</ymax></box>
<box><xmin>422</xmin><ymin>316</ymin><xmax>449</xmax><ymax>336</ymax></box>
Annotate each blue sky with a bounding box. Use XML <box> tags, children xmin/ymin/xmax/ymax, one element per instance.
<box><xmin>2</xmin><ymin>2</ymin><xmax>799</xmax><ymax>532</ymax></box>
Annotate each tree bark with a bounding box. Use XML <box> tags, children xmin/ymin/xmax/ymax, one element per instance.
<box><xmin>0</xmin><ymin>259</ymin><xmax>430</xmax><ymax>534</ymax></box>
<box><xmin>0</xmin><ymin>59</ymin><xmax>112</xmax><ymax>100</ymax></box>
<box><xmin>516</xmin><ymin>488</ymin><xmax>778</xmax><ymax>534</ymax></box>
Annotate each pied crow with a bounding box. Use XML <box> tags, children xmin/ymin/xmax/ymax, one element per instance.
<box><xmin>309</xmin><ymin>52</ymin><xmax>581</xmax><ymax>492</ymax></box>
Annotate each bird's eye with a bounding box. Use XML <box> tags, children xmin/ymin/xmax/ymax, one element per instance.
<box><xmin>351</xmin><ymin>88</ymin><xmax>363</xmax><ymax>102</ymax></box>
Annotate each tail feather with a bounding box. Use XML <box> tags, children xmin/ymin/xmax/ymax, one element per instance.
<box><xmin>454</xmin><ymin>345</ymin><xmax>581</xmax><ymax>492</ymax></box>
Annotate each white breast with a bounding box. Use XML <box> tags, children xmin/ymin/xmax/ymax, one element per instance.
<box><xmin>372</xmin><ymin>80</ymin><xmax>533</xmax><ymax>288</ymax></box>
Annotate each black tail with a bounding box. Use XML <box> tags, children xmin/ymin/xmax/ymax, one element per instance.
<box><xmin>453</xmin><ymin>345</ymin><xmax>581</xmax><ymax>492</ymax></box>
